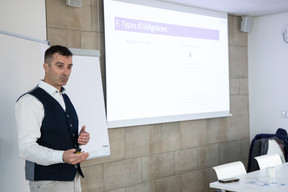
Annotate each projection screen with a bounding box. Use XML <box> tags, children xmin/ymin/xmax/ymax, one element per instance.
<box><xmin>104</xmin><ymin>0</ymin><xmax>230</xmax><ymax>128</ymax></box>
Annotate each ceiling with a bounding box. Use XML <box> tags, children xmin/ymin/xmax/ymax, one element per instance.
<box><xmin>162</xmin><ymin>0</ymin><xmax>288</xmax><ymax>17</ymax></box>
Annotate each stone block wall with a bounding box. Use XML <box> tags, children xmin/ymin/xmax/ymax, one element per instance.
<box><xmin>46</xmin><ymin>1</ymin><xmax>250</xmax><ymax>191</ymax></box>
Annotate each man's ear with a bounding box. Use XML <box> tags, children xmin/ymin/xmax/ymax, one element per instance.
<box><xmin>43</xmin><ymin>63</ymin><xmax>49</xmax><ymax>72</ymax></box>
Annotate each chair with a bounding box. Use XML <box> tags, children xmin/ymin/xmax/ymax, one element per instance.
<box><xmin>213</xmin><ymin>161</ymin><xmax>246</xmax><ymax>192</ymax></box>
<box><xmin>267</xmin><ymin>139</ymin><xmax>285</xmax><ymax>163</ymax></box>
<box><xmin>254</xmin><ymin>153</ymin><xmax>282</xmax><ymax>170</ymax></box>
<box><xmin>247</xmin><ymin>128</ymin><xmax>288</xmax><ymax>172</ymax></box>
<box><xmin>213</xmin><ymin>161</ymin><xmax>246</xmax><ymax>180</ymax></box>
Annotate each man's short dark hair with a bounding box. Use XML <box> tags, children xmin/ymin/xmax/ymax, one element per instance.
<box><xmin>44</xmin><ymin>45</ymin><xmax>73</xmax><ymax>65</ymax></box>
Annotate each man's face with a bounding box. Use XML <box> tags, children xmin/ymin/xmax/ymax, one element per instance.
<box><xmin>43</xmin><ymin>53</ymin><xmax>73</xmax><ymax>90</ymax></box>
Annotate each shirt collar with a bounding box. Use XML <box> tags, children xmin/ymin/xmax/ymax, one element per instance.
<box><xmin>38</xmin><ymin>80</ymin><xmax>65</xmax><ymax>95</ymax></box>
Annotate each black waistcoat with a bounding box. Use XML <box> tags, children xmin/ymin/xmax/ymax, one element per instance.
<box><xmin>25</xmin><ymin>87</ymin><xmax>83</xmax><ymax>181</ymax></box>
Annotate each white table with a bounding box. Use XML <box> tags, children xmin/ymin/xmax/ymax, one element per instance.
<box><xmin>210</xmin><ymin>163</ymin><xmax>288</xmax><ymax>192</ymax></box>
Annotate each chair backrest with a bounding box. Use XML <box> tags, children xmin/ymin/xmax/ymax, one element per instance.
<box><xmin>255</xmin><ymin>153</ymin><xmax>282</xmax><ymax>170</ymax></box>
<box><xmin>267</xmin><ymin>139</ymin><xmax>285</xmax><ymax>163</ymax></box>
<box><xmin>213</xmin><ymin>161</ymin><xmax>246</xmax><ymax>180</ymax></box>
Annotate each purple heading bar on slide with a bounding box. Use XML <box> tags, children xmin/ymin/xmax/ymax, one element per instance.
<box><xmin>115</xmin><ymin>17</ymin><xmax>219</xmax><ymax>40</ymax></box>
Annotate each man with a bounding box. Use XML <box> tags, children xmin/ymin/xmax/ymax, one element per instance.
<box><xmin>15</xmin><ymin>45</ymin><xmax>90</xmax><ymax>192</ymax></box>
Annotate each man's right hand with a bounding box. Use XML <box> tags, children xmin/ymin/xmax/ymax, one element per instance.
<box><xmin>62</xmin><ymin>149</ymin><xmax>89</xmax><ymax>165</ymax></box>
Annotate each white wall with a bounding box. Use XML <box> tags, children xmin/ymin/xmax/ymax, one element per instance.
<box><xmin>0</xmin><ymin>1</ymin><xmax>46</xmax><ymax>192</ymax></box>
<box><xmin>249</xmin><ymin>12</ymin><xmax>288</xmax><ymax>139</ymax></box>
<box><xmin>0</xmin><ymin>0</ymin><xmax>46</xmax><ymax>39</ymax></box>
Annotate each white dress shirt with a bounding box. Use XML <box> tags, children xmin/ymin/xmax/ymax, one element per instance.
<box><xmin>15</xmin><ymin>81</ymin><xmax>66</xmax><ymax>166</ymax></box>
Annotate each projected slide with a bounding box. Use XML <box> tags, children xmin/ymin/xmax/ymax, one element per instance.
<box><xmin>104</xmin><ymin>0</ymin><xmax>230</xmax><ymax>128</ymax></box>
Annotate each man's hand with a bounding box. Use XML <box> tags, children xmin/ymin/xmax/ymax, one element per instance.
<box><xmin>78</xmin><ymin>125</ymin><xmax>90</xmax><ymax>145</ymax></box>
<box><xmin>62</xmin><ymin>149</ymin><xmax>89</xmax><ymax>165</ymax></box>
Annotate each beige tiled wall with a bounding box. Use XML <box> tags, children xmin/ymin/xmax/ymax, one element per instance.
<box><xmin>46</xmin><ymin>1</ymin><xmax>250</xmax><ymax>191</ymax></box>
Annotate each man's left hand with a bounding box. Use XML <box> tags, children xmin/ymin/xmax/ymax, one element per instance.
<box><xmin>78</xmin><ymin>125</ymin><xmax>90</xmax><ymax>145</ymax></box>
